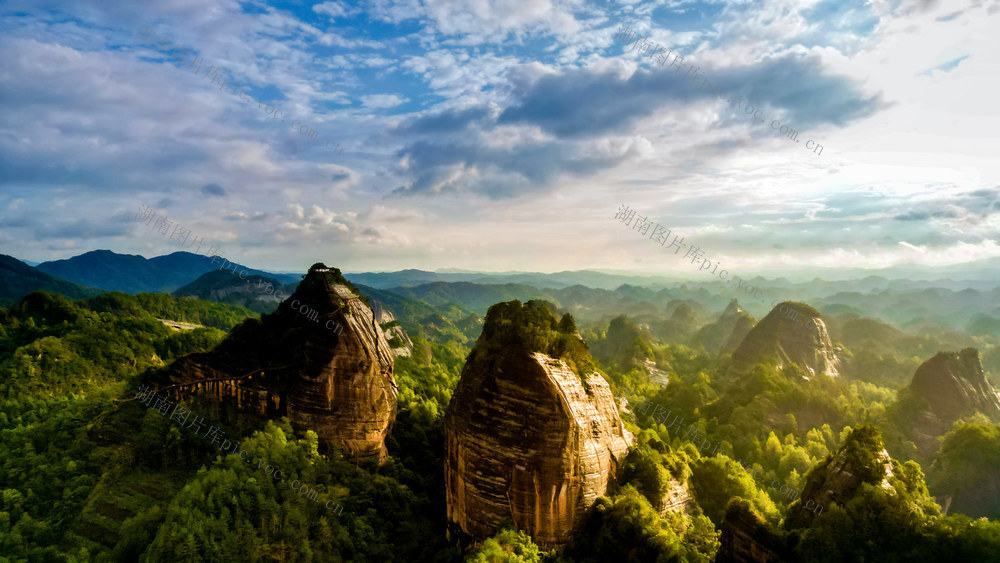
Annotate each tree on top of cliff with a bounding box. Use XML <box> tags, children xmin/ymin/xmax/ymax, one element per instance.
<box><xmin>305</xmin><ymin>262</ymin><xmax>369</xmax><ymax>306</ymax></box>
<box><xmin>478</xmin><ymin>299</ymin><xmax>595</xmax><ymax>378</ymax></box>
<box><xmin>837</xmin><ymin>425</ymin><xmax>887</xmax><ymax>483</ymax></box>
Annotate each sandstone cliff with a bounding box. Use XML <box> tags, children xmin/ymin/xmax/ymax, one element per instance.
<box><xmin>370</xmin><ymin>298</ymin><xmax>414</xmax><ymax>357</ymax></box>
<box><xmin>911</xmin><ymin>348</ymin><xmax>1000</xmax><ymax>422</ymax></box>
<box><xmin>444</xmin><ymin>300</ymin><xmax>633</xmax><ymax>548</ymax></box>
<box><xmin>728</xmin><ymin>302</ymin><xmax>839</xmax><ymax>378</ymax></box>
<box><xmin>904</xmin><ymin>348</ymin><xmax>1000</xmax><ymax>457</ymax></box>
<box><xmin>150</xmin><ymin>263</ymin><xmax>397</xmax><ymax>463</ymax></box>
<box><xmin>660</xmin><ymin>479</ymin><xmax>696</xmax><ymax>516</ymax></box>
<box><xmin>716</xmin><ymin>500</ymin><xmax>786</xmax><ymax>563</ymax></box>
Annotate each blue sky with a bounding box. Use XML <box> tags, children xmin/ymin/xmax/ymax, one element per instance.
<box><xmin>0</xmin><ymin>0</ymin><xmax>998</xmax><ymax>276</ymax></box>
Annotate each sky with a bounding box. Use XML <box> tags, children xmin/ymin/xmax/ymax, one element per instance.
<box><xmin>0</xmin><ymin>0</ymin><xmax>998</xmax><ymax>277</ymax></box>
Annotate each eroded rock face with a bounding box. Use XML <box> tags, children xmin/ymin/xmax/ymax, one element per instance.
<box><xmin>445</xmin><ymin>340</ymin><xmax>632</xmax><ymax>548</ymax></box>
<box><xmin>370</xmin><ymin>298</ymin><xmax>414</xmax><ymax>357</ymax></box>
<box><xmin>660</xmin><ymin>479</ymin><xmax>696</xmax><ymax>516</ymax></box>
<box><xmin>152</xmin><ymin>263</ymin><xmax>397</xmax><ymax>463</ymax></box>
<box><xmin>911</xmin><ymin>348</ymin><xmax>1000</xmax><ymax>422</ymax></box>
<box><xmin>729</xmin><ymin>302</ymin><xmax>839</xmax><ymax>378</ymax></box>
<box><xmin>716</xmin><ymin>507</ymin><xmax>785</xmax><ymax>563</ymax></box>
<box><xmin>906</xmin><ymin>348</ymin><xmax>1000</xmax><ymax>458</ymax></box>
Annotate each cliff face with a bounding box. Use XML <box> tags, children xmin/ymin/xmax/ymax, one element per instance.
<box><xmin>370</xmin><ymin>298</ymin><xmax>414</xmax><ymax>357</ymax></box>
<box><xmin>444</xmin><ymin>301</ymin><xmax>633</xmax><ymax>548</ymax></box>
<box><xmin>716</xmin><ymin>506</ymin><xmax>785</xmax><ymax>563</ymax></box>
<box><xmin>152</xmin><ymin>263</ymin><xmax>397</xmax><ymax>463</ymax></box>
<box><xmin>728</xmin><ymin>302</ymin><xmax>839</xmax><ymax>378</ymax></box>
<box><xmin>906</xmin><ymin>348</ymin><xmax>1000</xmax><ymax>457</ymax></box>
<box><xmin>660</xmin><ymin>479</ymin><xmax>696</xmax><ymax>516</ymax></box>
<box><xmin>911</xmin><ymin>348</ymin><xmax>1000</xmax><ymax>422</ymax></box>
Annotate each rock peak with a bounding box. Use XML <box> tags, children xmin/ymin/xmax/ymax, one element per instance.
<box><xmin>722</xmin><ymin>298</ymin><xmax>743</xmax><ymax>317</ymax></box>
<box><xmin>787</xmin><ymin>425</ymin><xmax>895</xmax><ymax>529</ymax></box>
<box><xmin>728</xmin><ymin>301</ymin><xmax>839</xmax><ymax>378</ymax></box>
<box><xmin>445</xmin><ymin>300</ymin><xmax>633</xmax><ymax>548</ymax></box>
<box><xmin>910</xmin><ymin>348</ymin><xmax>1000</xmax><ymax>423</ymax></box>
<box><xmin>151</xmin><ymin>262</ymin><xmax>397</xmax><ymax>463</ymax></box>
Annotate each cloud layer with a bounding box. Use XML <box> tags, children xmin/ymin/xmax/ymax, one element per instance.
<box><xmin>1</xmin><ymin>0</ymin><xmax>998</xmax><ymax>275</ymax></box>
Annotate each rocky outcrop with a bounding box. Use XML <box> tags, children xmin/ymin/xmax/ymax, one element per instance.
<box><xmin>151</xmin><ymin>263</ymin><xmax>397</xmax><ymax>463</ymax></box>
<box><xmin>444</xmin><ymin>300</ymin><xmax>633</xmax><ymax>549</ymax></box>
<box><xmin>693</xmin><ymin>300</ymin><xmax>756</xmax><ymax>356</ymax></box>
<box><xmin>643</xmin><ymin>358</ymin><xmax>670</xmax><ymax>386</ymax></box>
<box><xmin>716</xmin><ymin>502</ymin><xmax>785</xmax><ymax>563</ymax></box>
<box><xmin>370</xmin><ymin>298</ymin><xmax>414</xmax><ymax>357</ymax></box>
<box><xmin>660</xmin><ymin>479</ymin><xmax>696</xmax><ymax>515</ymax></box>
<box><xmin>786</xmin><ymin>426</ymin><xmax>895</xmax><ymax>530</ymax></box>
<box><xmin>728</xmin><ymin>302</ymin><xmax>839</xmax><ymax>378</ymax></box>
<box><xmin>911</xmin><ymin>348</ymin><xmax>1000</xmax><ymax>422</ymax></box>
<box><xmin>906</xmin><ymin>348</ymin><xmax>1000</xmax><ymax>457</ymax></box>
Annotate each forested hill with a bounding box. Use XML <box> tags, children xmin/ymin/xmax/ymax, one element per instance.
<box><xmin>35</xmin><ymin>250</ymin><xmax>300</xmax><ymax>294</ymax></box>
<box><xmin>0</xmin><ymin>254</ymin><xmax>99</xmax><ymax>306</ymax></box>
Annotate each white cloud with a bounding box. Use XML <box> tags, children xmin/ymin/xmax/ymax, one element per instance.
<box><xmin>361</xmin><ymin>94</ymin><xmax>410</xmax><ymax>108</ymax></box>
<box><xmin>313</xmin><ymin>1</ymin><xmax>362</xmax><ymax>20</ymax></box>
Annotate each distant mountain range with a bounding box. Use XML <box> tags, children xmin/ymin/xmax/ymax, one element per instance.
<box><xmin>5</xmin><ymin>249</ymin><xmax>1000</xmax><ymax>336</ymax></box>
<box><xmin>342</xmin><ymin>269</ymin><xmax>678</xmax><ymax>290</ymax></box>
<box><xmin>0</xmin><ymin>254</ymin><xmax>100</xmax><ymax>305</ymax></box>
<box><xmin>35</xmin><ymin>250</ymin><xmax>301</xmax><ymax>294</ymax></box>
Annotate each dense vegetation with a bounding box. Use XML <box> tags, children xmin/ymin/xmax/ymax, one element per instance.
<box><xmin>477</xmin><ymin>299</ymin><xmax>596</xmax><ymax>380</ymax></box>
<box><xmin>0</xmin><ymin>292</ymin><xmax>236</xmax><ymax>398</ymax></box>
<box><xmin>4</xmin><ymin>275</ymin><xmax>1000</xmax><ymax>561</ymax></box>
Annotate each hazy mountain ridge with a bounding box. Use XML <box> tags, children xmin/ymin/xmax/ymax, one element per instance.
<box><xmin>35</xmin><ymin>250</ymin><xmax>300</xmax><ymax>294</ymax></box>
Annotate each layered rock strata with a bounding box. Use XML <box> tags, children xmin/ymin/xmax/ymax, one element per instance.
<box><xmin>660</xmin><ymin>479</ymin><xmax>696</xmax><ymax>516</ymax></box>
<box><xmin>729</xmin><ymin>302</ymin><xmax>839</xmax><ymax>378</ymax></box>
<box><xmin>370</xmin><ymin>298</ymin><xmax>414</xmax><ymax>357</ymax></box>
<box><xmin>716</xmin><ymin>505</ymin><xmax>785</xmax><ymax>563</ymax></box>
<box><xmin>152</xmin><ymin>263</ymin><xmax>397</xmax><ymax>463</ymax></box>
<box><xmin>444</xmin><ymin>301</ymin><xmax>633</xmax><ymax>548</ymax></box>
